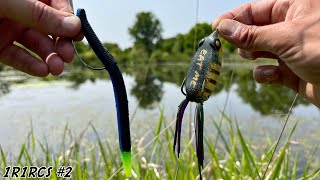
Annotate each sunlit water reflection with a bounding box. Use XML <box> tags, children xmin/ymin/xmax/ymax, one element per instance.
<box><xmin>0</xmin><ymin>74</ymin><xmax>318</xmax><ymax>154</ymax></box>
<box><xmin>0</xmin><ymin>62</ymin><xmax>319</xmax><ymax>176</ymax></box>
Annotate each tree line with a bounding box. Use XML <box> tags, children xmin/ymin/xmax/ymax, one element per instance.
<box><xmin>0</xmin><ymin>11</ymin><xmax>307</xmax><ymax>114</ymax></box>
<box><xmin>73</xmin><ymin>11</ymin><xmax>237</xmax><ymax>67</ymax></box>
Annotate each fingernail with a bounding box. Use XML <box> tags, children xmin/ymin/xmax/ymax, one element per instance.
<box><xmin>62</xmin><ymin>16</ymin><xmax>79</xmax><ymax>33</ymax></box>
<box><xmin>218</xmin><ymin>19</ymin><xmax>238</xmax><ymax>37</ymax></box>
<box><xmin>46</xmin><ymin>53</ymin><xmax>64</xmax><ymax>76</ymax></box>
<box><xmin>262</xmin><ymin>69</ymin><xmax>274</xmax><ymax>79</ymax></box>
<box><xmin>239</xmin><ymin>50</ymin><xmax>255</xmax><ymax>60</ymax></box>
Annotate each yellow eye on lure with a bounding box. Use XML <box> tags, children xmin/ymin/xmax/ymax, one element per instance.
<box><xmin>173</xmin><ymin>29</ymin><xmax>222</xmax><ymax>180</ymax></box>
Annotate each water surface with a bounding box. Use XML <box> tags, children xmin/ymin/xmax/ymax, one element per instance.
<box><xmin>0</xmin><ymin>64</ymin><xmax>318</xmax><ymax>163</ymax></box>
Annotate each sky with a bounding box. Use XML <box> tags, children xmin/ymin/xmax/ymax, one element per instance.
<box><xmin>74</xmin><ymin>0</ymin><xmax>254</xmax><ymax>49</ymax></box>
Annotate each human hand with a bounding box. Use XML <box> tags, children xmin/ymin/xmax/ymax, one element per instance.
<box><xmin>0</xmin><ymin>0</ymin><xmax>82</xmax><ymax>77</ymax></box>
<box><xmin>212</xmin><ymin>0</ymin><xmax>320</xmax><ymax>107</ymax></box>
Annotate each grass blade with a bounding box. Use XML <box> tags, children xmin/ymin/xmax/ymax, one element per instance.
<box><xmin>0</xmin><ymin>146</ymin><xmax>7</xmax><ymax>169</ymax></box>
<box><xmin>151</xmin><ymin>107</ymin><xmax>164</xmax><ymax>161</ymax></box>
<box><xmin>269</xmin><ymin>122</ymin><xmax>297</xmax><ymax>179</ymax></box>
<box><xmin>292</xmin><ymin>154</ymin><xmax>298</xmax><ymax>180</ymax></box>
<box><xmin>236</xmin><ymin>122</ymin><xmax>260</xmax><ymax>178</ymax></box>
<box><xmin>303</xmin><ymin>146</ymin><xmax>318</xmax><ymax>179</ymax></box>
<box><xmin>17</xmin><ymin>143</ymin><xmax>25</xmax><ymax>164</ymax></box>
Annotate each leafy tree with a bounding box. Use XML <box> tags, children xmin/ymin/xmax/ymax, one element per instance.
<box><xmin>129</xmin><ymin>12</ymin><xmax>163</xmax><ymax>54</ymax></box>
<box><xmin>233</xmin><ymin>69</ymin><xmax>307</xmax><ymax>115</ymax></box>
<box><xmin>160</xmin><ymin>37</ymin><xmax>177</xmax><ymax>53</ymax></box>
<box><xmin>183</xmin><ymin>23</ymin><xmax>212</xmax><ymax>53</ymax></box>
<box><xmin>103</xmin><ymin>42</ymin><xmax>123</xmax><ymax>62</ymax></box>
<box><xmin>183</xmin><ymin>22</ymin><xmax>236</xmax><ymax>54</ymax></box>
<box><xmin>131</xmin><ymin>70</ymin><xmax>163</xmax><ymax>109</ymax></box>
<box><xmin>172</xmin><ymin>34</ymin><xmax>185</xmax><ymax>53</ymax></box>
<box><xmin>221</xmin><ymin>38</ymin><xmax>237</xmax><ymax>53</ymax></box>
<box><xmin>127</xmin><ymin>44</ymin><xmax>149</xmax><ymax>63</ymax></box>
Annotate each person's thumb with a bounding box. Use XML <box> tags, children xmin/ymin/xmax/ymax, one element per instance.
<box><xmin>1</xmin><ymin>0</ymin><xmax>81</xmax><ymax>37</ymax></box>
<box><xmin>253</xmin><ymin>64</ymin><xmax>300</xmax><ymax>92</ymax></box>
<box><xmin>253</xmin><ymin>65</ymin><xmax>281</xmax><ymax>84</ymax></box>
<box><xmin>217</xmin><ymin>19</ymin><xmax>288</xmax><ymax>54</ymax></box>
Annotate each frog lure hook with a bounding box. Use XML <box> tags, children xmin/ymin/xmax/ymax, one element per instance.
<box><xmin>173</xmin><ymin>29</ymin><xmax>222</xmax><ymax>179</ymax></box>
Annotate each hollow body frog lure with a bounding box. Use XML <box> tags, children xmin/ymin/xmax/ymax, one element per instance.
<box><xmin>173</xmin><ymin>29</ymin><xmax>222</xmax><ymax>179</ymax></box>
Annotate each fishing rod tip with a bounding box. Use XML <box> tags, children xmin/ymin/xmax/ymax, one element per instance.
<box><xmin>121</xmin><ymin>151</ymin><xmax>132</xmax><ymax>177</ymax></box>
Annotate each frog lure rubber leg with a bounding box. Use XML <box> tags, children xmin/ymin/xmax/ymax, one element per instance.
<box><xmin>173</xmin><ymin>29</ymin><xmax>222</xmax><ymax>180</ymax></box>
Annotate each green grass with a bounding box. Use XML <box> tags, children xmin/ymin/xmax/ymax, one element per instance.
<box><xmin>0</xmin><ymin>112</ymin><xmax>319</xmax><ymax>180</ymax></box>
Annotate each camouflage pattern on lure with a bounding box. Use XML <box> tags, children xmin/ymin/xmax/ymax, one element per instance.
<box><xmin>173</xmin><ymin>29</ymin><xmax>222</xmax><ymax>180</ymax></box>
<box><xmin>76</xmin><ymin>9</ymin><xmax>132</xmax><ymax>177</ymax></box>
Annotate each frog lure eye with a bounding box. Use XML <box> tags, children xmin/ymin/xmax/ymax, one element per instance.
<box><xmin>173</xmin><ymin>29</ymin><xmax>222</xmax><ymax>180</ymax></box>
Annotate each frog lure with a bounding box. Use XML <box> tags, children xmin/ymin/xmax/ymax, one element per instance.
<box><xmin>173</xmin><ymin>29</ymin><xmax>222</xmax><ymax>179</ymax></box>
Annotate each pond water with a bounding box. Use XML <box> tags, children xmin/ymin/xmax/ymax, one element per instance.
<box><xmin>0</xmin><ymin>64</ymin><xmax>319</xmax><ymax>164</ymax></box>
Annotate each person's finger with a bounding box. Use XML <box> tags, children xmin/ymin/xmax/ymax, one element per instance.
<box><xmin>238</xmin><ymin>49</ymin><xmax>278</xmax><ymax>60</ymax></box>
<box><xmin>50</xmin><ymin>0</ymin><xmax>84</xmax><ymax>41</ymax></box>
<box><xmin>0</xmin><ymin>0</ymin><xmax>81</xmax><ymax>37</ymax></box>
<box><xmin>73</xmin><ymin>32</ymin><xmax>84</xmax><ymax>42</ymax></box>
<box><xmin>253</xmin><ymin>65</ymin><xmax>281</xmax><ymax>84</ymax></box>
<box><xmin>0</xmin><ymin>44</ymin><xmax>49</xmax><ymax>77</ymax></box>
<box><xmin>253</xmin><ymin>63</ymin><xmax>300</xmax><ymax>92</ymax></box>
<box><xmin>43</xmin><ymin>0</ymin><xmax>74</xmax><ymax>13</ymax></box>
<box><xmin>55</xmin><ymin>37</ymin><xmax>74</xmax><ymax>63</ymax></box>
<box><xmin>42</xmin><ymin>0</ymin><xmax>84</xmax><ymax>62</ymax></box>
<box><xmin>0</xmin><ymin>20</ymin><xmax>27</xmax><ymax>51</ymax></box>
<box><xmin>18</xmin><ymin>29</ymin><xmax>55</xmax><ymax>59</ymax></box>
<box><xmin>254</xmin><ymin>64</ymin><xmax>319</xmax><ymax>107</ymax></box>
<box><xmin>298</xmin><ymin>81</ymin><xmax>320</xmax><ymax>108</ymax></box>
<box><xmin>17</xmin><ymin>29</ymin><xmax>64</xmax><ymax>75</ymax></box>
<box><xmin>217</xmin><ymin>19</ymin><xmax>293</xmax><ymax>54</ymax></box>
<box><xmin>46</xmin><ymin>53</ymin><xmax>64</xmax><ymax>75</ymax></box>
<box><xmin>212</xmin><ymin>0</ymin><xmax>284</xmax><ymax>30</ymax></box>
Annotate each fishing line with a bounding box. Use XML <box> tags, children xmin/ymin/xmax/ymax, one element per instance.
<box><xmin>214</xmin><ymin>65</ymin><xmax>234</xmax><ymax>146</ymax></box>
<box><xmin>174</xmin><ymin>0</ymin><xmax>200</xmax><ymax>178</ymax></box>
<box><xmin>72</xmin><ymin>41</ymin><xmax>106</xmax><ymax>70</ymax></box>
<box><xmin>262</xmin><ymin>93</ymin><xmax>299</xmax><ymax>179</ymax></box>
<box><xmin>198</xmin><ymin>92</ymin><xmax>298</xmax><ymax>180</ymax></box>
<box><xmin>211</xmin><ymin>3</ymin><xmax>250</xmax><ymax>149</ymax></box>
<box><xmin>128</xmin><ymin>7</ymin><xmax>162</xmax><ymax>125</ymax></box>
<box><xmin>129</xmin><ymin>60</ymin><xmax>153</xmax><ymax>125</ymax></box>
<box><xmin>67</xmin><ymin>0</ymin><xmax>106</xmax><ymax>71</ymax></box>
<box><xmin>231</xmin><ymin>4</ymin><xmax>250</xmax><ymax>21</ymax></box>
<box><xmin>70</xmin><ymin>0</ymin><xmax>298</xmax><ymax>179</ymax></box>
<box><xmin>211</xmin><ymin>0</ymin><xmax>245</xmax><ymax>170</ymax></box>
<box><xmin>193</xmin><ymin>0</ymin><xmax>200</xmax><ymax>53</ymax></box>
<box><xmin>209</xmin><ymin>2</ymin><xmax>298</xmax><ymax>180</ymax></box>
<box><xmin>224</xmin><ymin>5</ymin><xmax>299</xmax><ymax>179</ymax></box>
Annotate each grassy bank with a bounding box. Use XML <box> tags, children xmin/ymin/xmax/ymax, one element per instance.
<box><xmin>0</xmin><ymin>112</ymin><xmax>319</xmax><ymax>180</ymax></box>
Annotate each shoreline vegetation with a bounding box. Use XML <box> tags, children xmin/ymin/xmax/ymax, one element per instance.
<box><xmin>0</xmin><ymin>113</ymin><xmax>319</xmax><ymax>179</ymax></box>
